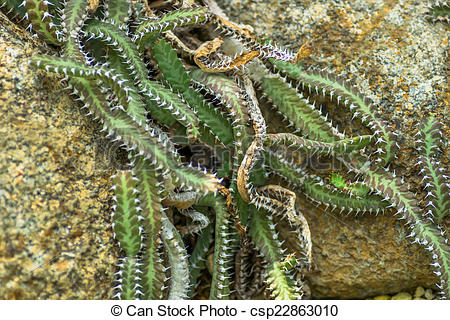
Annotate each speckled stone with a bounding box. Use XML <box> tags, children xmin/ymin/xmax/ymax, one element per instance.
<box><xmin>391</xmin><ymin>292</ymin><xmax>412</xmax><ymax>300</ymax></box>
<box><xmin>218</xmin><ymin>0</ymin><xmax>449</xmax><ymax>298</ymax></box>
<box><xmin>294</xmin><ymin>200</ymin><xmax>438</xmax><ymax>299</ymax></box>
<box><xmin>424</xmin><ymin>288</ymin><xmax>435</xmax><ymax>300</ymax></box>
<box><xmin>373</xmin><ymin>295</ymin><xmax>391</xmax><ymax>300</ymax></box>
<box><xmin>0</xmin><ymin>12</ymin><xmax>119</xmax><ymax>299</ymax></box>
<box><xmin>1</xmin><ymin>1</ymin><xmax>447</xmax><ymax>300</ymax></box>
<box><xmin>414</xmin><ymin>286</ymin><xmax>425</xmax><ymax>298</ymax></box>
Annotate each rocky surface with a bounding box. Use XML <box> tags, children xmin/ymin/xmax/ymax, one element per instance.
<box><xmin>0</xmin><ymin>0</ymin><xmax>448</xmax><ymax>300</ymax></box>
<box><xmin>297</xmin><ymin>200</ymin><xmax>438</xmax><ymax>298</ymax></box>
<box><xmin>371</xmin><ymin>286</ymin><xmax>438</xmax><ymax>300</ymax></box>
<box><xmin>0</xmin><ymin>12</ymin><xmax>118</xmax><ymax>299</ymax></box>
<box><xmin>217</xmin><ymin>0</ymin><xmax>449</xmax><ymax>298</ymax></box>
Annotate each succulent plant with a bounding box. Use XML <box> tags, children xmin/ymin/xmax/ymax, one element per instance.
<box><xmin>2</xmin><ymin>0</ymin><xmax>448</xmax><ymax>299</ymax></box>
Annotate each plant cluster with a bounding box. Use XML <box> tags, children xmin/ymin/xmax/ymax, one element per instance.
<box><xmin>425</xmin><ymin>0</ymin><xmax>450</xmax><ymax>23</ymax></box>
<box><xmin>2</xmin><ymin>0</ymin><xmax>448</xmax><ymax>299</ymax></box>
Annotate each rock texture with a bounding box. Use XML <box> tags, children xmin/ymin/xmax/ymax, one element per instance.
<box><xmin>298</xmin><ymin>200</ymin><xmax>438</xmax><ymax>298</ymax></box>
<box><xmin>0</xmin><ymin>0</ymin><xmax>448</xmax><ymax>300</ymax></box>
<box><xmin>218</xmin><ymin>0</ymin><xmax>449</xmax><ymax>298</ymax></box>
<box><xmin>0</xmin><ymin>12</ymin><xmax>118</xmax><ymax>299</ymax></box>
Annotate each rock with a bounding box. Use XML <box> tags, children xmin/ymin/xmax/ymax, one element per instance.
<box><xmin>414</xmin><ymin>286</ymin><xmax>425</xmax><ymax>298</ymax></box>
<box><xmin>0</xmin><ymin>12</ymin><xmax>118</xmax><ymax>299</ymax></box>
<box><xmin>373</xmin><ymin>295</ymin><xmax>391</xmax><ymax>300</ymax></box>
<box><xmin>217</xmin><ymin>0</ymin><xmax>448</xmax><ymax>298</ymax></box>
<box><xmin>1</xmin><ymin>1</ymin><xmax>447</xmax><ymax>300</ymax></box>
<box><xmin>298</xmin><ymin>201</ymin><xmax>437</xmax><ymax>298</ymax></box>
<box><xmin>391</xmin><ymin>292</ymin><xmax>412</xmax><ymax>300</ymax></box>
<box><xmin>424</xmin><ymin>288</ymin><xmax>435</xmax><ymax>300</ymax></box>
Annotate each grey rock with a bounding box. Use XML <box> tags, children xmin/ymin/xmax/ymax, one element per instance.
<box><xmin>0</xmin><ymin>12</ymin><xmax>117</xmax><ymax>299</ymax></box>
<box><xmin>218</xmin><ymin>0</ymin><xmax>448</xmax><ymax>299</ymax></box>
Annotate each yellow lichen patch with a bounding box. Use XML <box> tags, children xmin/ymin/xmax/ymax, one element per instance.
<box><xmin>51</xmin><ymin>259</ymin><xmax>70</xmax><ymax>272</ymax></box>
<box><xmin>48</xmin><ymin>199</ymin><xmax>60</xmax><ymax>211</ymax></box>
<box><xmin>88</xmin><ymin>0</ymin><xmax>100</xmax><ymax>12</ymax></box>
<box><xmin>354</xmin><ymin>0</ymin><xmax>396</xmax><ymax>44</ymax></box>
